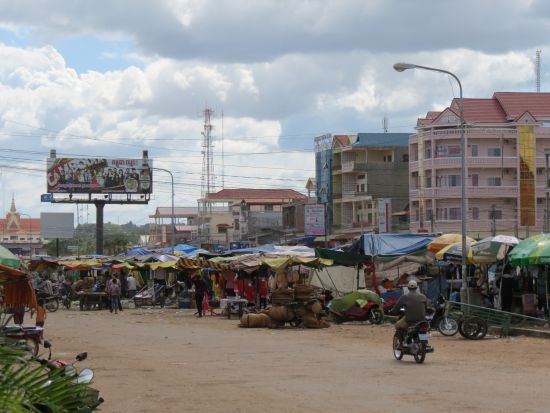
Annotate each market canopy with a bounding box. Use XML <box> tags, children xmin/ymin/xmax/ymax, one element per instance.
<box><xmin>435</xmin><ymin>241</ymin><xmax>474</xmax><ymax>263</ymax></box>
<box><xmin>315</xmin><ymin>248</ymin><xmax>368</xmax><ymax>266</ymax></box>
<box><xmin>508</xmin><ymin>234</ymin><xmax>550</xmax><ymax>266</ymax></box>
<box><xmin>427</xmin><ymin>234</ymin><xmax>476</xmax><ymax>253</ymax></box>
<box><xmin>0</xmin><ymin>245</ymin><xmax>21</xmax><ymax>269</ymax></box>
<box><xmin>178</xmin><ymin>257</ymin><xmax>233</xmax><ymax>270</ymax></box>
<box><xmin>350</xmin><ymin>234</ymin><xmax>435</xmax><ymax>258</ymax></box>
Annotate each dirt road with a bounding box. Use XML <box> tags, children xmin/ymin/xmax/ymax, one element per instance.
<box><xmin>45</xmin><ymin>309</ymin><xmax>549</xmax><ymax>413</ymax></box>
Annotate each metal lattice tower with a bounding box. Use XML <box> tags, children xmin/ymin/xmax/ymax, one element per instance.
<box><xmin>536</xmin><ymin>50</ymin><xmax>542</xmax><ymax>92</ymax></box>
<box><xmin>201</xmin><ymin>108</ymin><xmax>215</xmax><ymax>211</ymax></box>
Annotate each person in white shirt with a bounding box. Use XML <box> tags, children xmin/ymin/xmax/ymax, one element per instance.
<box><xmin>126</xmin><ymin>274</ymin><xmax>137</xmax><ymax>298</ymax></box>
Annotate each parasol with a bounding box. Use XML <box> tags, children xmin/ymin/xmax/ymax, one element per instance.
<box><xmin>427</xmin><ymin>234</ymin><xmax>476</xmax><ymax>254</ymax></box>
<box><xmin>0</xmin><ymin>245</ymin><xmax>21</xmax><ymax>269</ymax></box>
<box><xmin>435</xmin><ymin>241</ymin><xmax>474</xmax><ymax>263</ymax></box>
<box><xmin>471</xmin><ymin>235</ymin><xmax>519</xmax><ymax>264</ymax></box>
<box><xmin>508</xmin><ymin>234</ymin><xmax>550</xmax><ymax>266</ymax></box>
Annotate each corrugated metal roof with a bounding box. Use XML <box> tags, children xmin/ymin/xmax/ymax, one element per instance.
<box><xmin>353</xmin><ymin>133</ymin><xmax>410</xmax><ymax>148</ymax></box>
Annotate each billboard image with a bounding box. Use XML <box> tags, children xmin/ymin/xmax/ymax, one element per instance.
<box><xmin>47</xmin><ymin>158</ymin><xmax>153</xmax><ymax>194</ymax></box>
<box><xmin>304</xmin><ymin>203</ymin><xmax>326</xmax><ymax>236</ymax></box>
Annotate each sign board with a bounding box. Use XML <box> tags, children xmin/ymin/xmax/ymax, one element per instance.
<box><xmin>40</xmin><ymin>212</ymin><xmax>75</xmax><ymax>239</ymax></box>
<box><xmin>41</xmin><ymin>193</ymin><xmax>54</xmax><ymax>202</ymax></box>
<box><xmin>377</xmin><ymin>198</ymin><xmax>392</xmax><ymax>234</ymax></box>
<box><xmin>304</xmin><ymin>204</ymin><xmax>326</xmax><ymax>236</ymax></box>
<box><xmin>47</xmin><ymin>158</ymin><xmax>153</xmax><ymax>194</ymax></box>
<box><xmin>67</xmin><ymin>245</ymin><xmax>79</xmax><ymax>251</ymax></box>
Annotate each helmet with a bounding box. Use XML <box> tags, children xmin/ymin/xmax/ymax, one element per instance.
<box><xmin>407</xmin><ymin>280</ymin><xmax>418</xmax><ymax>289</ymax></box>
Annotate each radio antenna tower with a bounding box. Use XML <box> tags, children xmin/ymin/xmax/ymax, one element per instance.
<box><xmin>201</xmin><ymin>108</ymin><xmax>216</xmax><ymax>209</ymax></box>
<box><xmin>536</xmin><ymin>50</ymin><xmax>542</xmax><ymax>92</ymax></box>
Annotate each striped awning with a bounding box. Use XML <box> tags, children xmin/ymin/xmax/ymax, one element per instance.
<box><xmin>177</xmin><ymin>257</ymin><xmax>233</xmax><ymax>270</ymax></box>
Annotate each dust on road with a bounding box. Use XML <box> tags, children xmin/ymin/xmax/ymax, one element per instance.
<box><xmin>44</xmin><ymin>309</ymin><xmax>550</xmax><ymax>413</ymax></box>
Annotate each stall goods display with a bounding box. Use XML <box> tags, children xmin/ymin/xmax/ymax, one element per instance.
<box><xmin>294</xmin><ymin>285</ymin><xmax>314</xmax><ymax>301</ymax></box>
<box><xmin>239</xmin><ymin>313</ymin><xmax>272</xmax><ymax>328</ymax></box>
<box><xmin>271</xmin><ymin>288</ymin><xmax>294</xmax><ymax>305</ymax></box>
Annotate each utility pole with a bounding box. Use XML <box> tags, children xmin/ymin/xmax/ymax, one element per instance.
<box><xmin>514</xmin><ymin>208</ymin><xmax>519</xmax><ymax>238</ymax></box>
<box><xmin>490</xmin><ymin>204</ymin><xmax>496</xmax><ymax>236</ymax></box>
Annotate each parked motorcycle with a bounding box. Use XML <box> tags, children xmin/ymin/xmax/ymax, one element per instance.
<box><xmin>37</xmin><ymin>340</ymin><xmax>104</xmax><ymax>412</ymax></box>
<box><xmin>330</xmin><ymin>300</ymin><xmax>383</xmax><ymax>324</ymax></box>
<box><xmin>392</xmin><ymin>310</ymin><xmax>434</xmax><ymax>364</ymax></box>
<box><xmin>36</xmin><ymin>291</ymin><xmax>60</xmax><ymax>313</ymax></box>
<box><xmin>3</xmin><ymin>324</ymin><xmax>44</xmax><ymax>356</ymax></box>
<box><xmin>59</xmin><ymin>283</ymin><xmax>79</xmax><ymax>310</ymax></box>
<box><xmin>430</xmin><ymin>294</ymin><xmax>459</xmax><ymax>336</ymax></box>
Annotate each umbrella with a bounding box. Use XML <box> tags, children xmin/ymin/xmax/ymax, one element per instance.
<box><xmin>0</xmin><ymin>245</ymin><xmax>21</xmax><ymax>269</ymax></box>
<box><xmin>471</xmin><ymin>235</ymin><xmax>519</xmax><ymax>264</ymax></box>
<box><xmin>508</xmin><ymin>234</ymin><xmax>550</xmax><ymax>266</ymax></box>
<box><xmin>435</xmin><ymin>241</ymin><xmax>474</xmax><ymax>263</ymax></box>
<box><xmin>427</xmin><ymin>234</ymin><xmax>476</xmax><ymax>253</ymax></box>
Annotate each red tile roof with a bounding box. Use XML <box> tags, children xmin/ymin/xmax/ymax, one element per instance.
<box><xmin>451</xmin><ymin>98</ymin><xmax>507</xmax><ymax>123</ymax></box>
<box><xmin>494</xmin><ymin>92</ymin><xmax>550</xmax><ymax>120</ymax></box>
<box><xmin>206</xmin><ymin>188</ymin><xmax>307</xmax><ymax>202</ymax></box>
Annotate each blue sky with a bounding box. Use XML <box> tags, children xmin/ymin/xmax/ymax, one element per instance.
<box><xmin>0</xmin><ymin>0</ymin><xmax>547</xmax><ymax>226</ymax></box>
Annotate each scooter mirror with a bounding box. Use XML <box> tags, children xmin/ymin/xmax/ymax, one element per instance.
<box><xmin>76</xmin><ymin>352</ymin><xmax>88</xmax><ymax>362</ymax></box>
<box><xmin>76</xmin><ymin>368</ymin><xmax>94</xmax><ymax>384</ymax></box>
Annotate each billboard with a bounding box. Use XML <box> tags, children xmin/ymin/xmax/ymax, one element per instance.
<box><xmin>304</xmin><ymin>203</ymin><xmax>326</xmax><ymax>236</ymax></box>
<box><xmin>40</xmin><ymin>212</ymin><xmax>75</xmax><ymax>239</ymax></box>
<box><xmin>47</xmin><ymin>158</ymin><xmax>152</xmax><ymax>194</ymax></box>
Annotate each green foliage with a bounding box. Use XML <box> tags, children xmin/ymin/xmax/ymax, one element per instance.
<box><xmin>46</xmin><ymin>222</ymin><xmax>149</xmax><ymax>256</ymax></box>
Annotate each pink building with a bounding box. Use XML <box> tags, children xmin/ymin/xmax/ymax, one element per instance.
<box><xmin>409</xmin><ymin>92</ymin><xmax>550</xmax><ymax>238</ymax></box>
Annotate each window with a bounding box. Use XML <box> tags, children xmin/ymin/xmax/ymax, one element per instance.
<box><xmin>449</xmin><ymin>208</ymin><xmax>462</xmax><ymax>220</ymax></box>
<box><xmin>264</xmin><ymin>205</ymin><xmax>273</xmax><ymax>212</ymax></box>
<box><xmin>447</xmin><ymin>145</ymin><xmax>461</xmax><ymax>157</ymax></box>
<box><xmin>425</xmin><ymin>176</ymin><xmax>432</xmax><ymax>188</ymax></box>
<box><xmin>472</xmin><ymin>207</ymin><xmax>479</xmax><ymax>220</ymax></box>
<box><xmin>488</xmin><ymin>147</ymin><xmax>501</xmax><ymax>157</ymax></box>
<box><xmin>424</xmin><ymin>147</ymin><xmax>432</xmax><ymax>159</ymax></box>
<box><xmin>357</xmin><ymin>174</ymin><xmax>365</xmax><ymax>179</ymax></box>
<box><xmin>471</xmin><ymin>174</ymin><xmax>478</xmax><ymax>187</ymax></box>
<box><xmin>426</xmin><ymin>209</ymin><xmax>433</xmax><ymax>221</ymax></box>
<box><xmin>471</xmin><ymin>144</ymin><xmax>478</xmax><ymax>157</ymax></box>
<box><xmin>489</xmin><ymin>210</ymin><xmax>503</xmax><ymax>220</ymax></box>
<box><xmin>10</xmin><ymin>236</ymin><xmax>16</xmax><ymax>240</ymax></box>
<box><xmin>402</xmin><ymin>154</ymin><xmax>409</xmax><ymax>162</ymax></box>
<box><xmin>448</xmin><ymin>175</ymin><xmax>460</xmax><ymax>187</ymax></box>
<box><xmin>217</xmin><ymin>226</ymin><xmax>227</xmax><ymax>234</ymax></box>
<box><xmin>487</xmin><ymin>177</ymin><xmax>502</xmax><ymax>186</ymax></box>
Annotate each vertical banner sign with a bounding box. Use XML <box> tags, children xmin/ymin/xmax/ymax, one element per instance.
<box><xmin>417</xmin><ymin>131</ymin><xmax>425</xmax><ymax>229</ymax></box>
<box><xmin>377</xmin><ymin>198</ymin><xmax>392</xmax><ymax>233</ymax></box>
<box><xmin>304</xmin><ymin>204</ymin><xmax>326</xmax><ymax>236</ymax></box>
<box><xmin>518</xmin><ymin>125</ymin><xmax>536</xmax><ymax>226</ymax></box>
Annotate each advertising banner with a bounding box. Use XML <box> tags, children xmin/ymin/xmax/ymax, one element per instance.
<box><xmin>40</xmin><ymin>212</ymin><xmax>75</xmax><ymax>239</ymax></box>
<box><xmin>518</xmin><ymin>125</ymin><xmax>535</xmax><ymax>226</ymax></box>
<box><xmin>304</xmin><ymin>204</ymin><xmax>326</xmax><ymax>236</ymax></box>
<box><xmin>47</xmin><ymin>158</ymin><xmax>153</xmax><ymax>194</ymax></box>
<box><xmin>377</xmin><ymin>198</ymin><xmax>392</xmax><ymax>233</ymax></box>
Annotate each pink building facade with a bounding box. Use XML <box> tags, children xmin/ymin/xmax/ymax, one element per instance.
<box><xmin>409</xmin><ymin>92</ymin><xmax>550</xmax><ymax>238</ymax></box>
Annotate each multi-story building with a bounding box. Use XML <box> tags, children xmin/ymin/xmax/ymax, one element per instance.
<box><xmin>198</xmin><ymin>188</ymin><xmax>308</xmax><ymax>245</ymax></box>
<box><xmin>315</xmin><ymin>133</ymin><xmax>410</xmax><ymax>237</ymax></box>
<box><xmin>0</xmin><ymin>197</ymin><xmax>45</xmax><ymax>257</ymax></box>
<box><xmin>148</xmin><ymin>207</ymin><xmax>200</xmax><ymax>246</ymax></box>
<box><xmin>409</xmin><ymin>92</ymin><xmax>550</xmax><ymax>238</ymax></box>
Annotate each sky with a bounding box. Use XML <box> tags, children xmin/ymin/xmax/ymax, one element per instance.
<box><xmin>0</xmin><ymin>0</ymin><xmax>549</xmax><ymax>227</ymax></box>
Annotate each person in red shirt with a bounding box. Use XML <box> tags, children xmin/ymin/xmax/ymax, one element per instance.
<box><xmin>258</xmin><ymin>277</ymin><xmax>269</xmax><ymax>309</ymax></box>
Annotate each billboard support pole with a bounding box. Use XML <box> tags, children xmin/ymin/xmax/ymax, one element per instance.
<box><xmin>95</xmin><ymin>201</ymin><xmax>105</xmax><ymax>255</ymax></box>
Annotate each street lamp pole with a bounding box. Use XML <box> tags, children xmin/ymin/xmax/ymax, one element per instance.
<box><xmin>153</xmin><ymin>168</ymin><xmax>175</xmax><ymax>254</ymax></box>
<box><xmin>394</xmin><ymin>62</ymin><xmax>469</xmax><ymax>304</ymax></box>
<box><xmin>19</xmin><ymin>213</ymin><xmax>32</xmax><ymax>258</ymax></box>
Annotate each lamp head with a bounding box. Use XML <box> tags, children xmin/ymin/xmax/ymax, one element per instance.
<box><xmin>393</xmin><ymin>62</ymin><xmax>417</xmax><ymax>72</ymax></box>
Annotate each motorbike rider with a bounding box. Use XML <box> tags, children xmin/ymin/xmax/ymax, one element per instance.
<box><xmin>391</xmin><ymin>280</ymin><xmax>429</xmax><ymax>344</ymax></box>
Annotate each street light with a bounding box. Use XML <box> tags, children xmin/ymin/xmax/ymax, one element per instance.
<box><xmin>19</xmin><ymin>213</ymin><xmax>33</xmax><ymax>258</ymax></box>
<box><xmin>153</xmin><ymin>168</ymin><xmax>175</xmax><ymax>254</ymax></box>
<box><xmin>394</xmin><ymin>62</ymin><xmax>469</xmax><ymax>304</ymax></box>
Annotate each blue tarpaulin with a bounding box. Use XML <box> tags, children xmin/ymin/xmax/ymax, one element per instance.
<box><xmin>126</xmin><ymin>248</ymin><xmax>152</xmax><ymax>256</ymax></box>
<box><xmin>349</xmin><ymin>234</ymin><xmax>435</xmax><ymax>258</ymax></box>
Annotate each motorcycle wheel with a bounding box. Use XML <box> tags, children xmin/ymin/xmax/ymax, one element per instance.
<box><xmin>437</xmin><ymin>317</ymin><xmax>459</xmax><ymax>336</ymax></box>
<box><xmin>330</xmin><ymin>312</ymin><xmax>344</xmax><ymax>324</ymax></box>
<box><xmin>459</xmin><ymin>317</ymin><xmax>488</xmax><ymax>340</ymax></box>
<box><xmin>368</xmin><ymin>309</ymin><xmax>383</xmax><ymax>325</ymax></box>
<box><xmin>413</xmin><ymin>339</ymin><xmax>427</xmax><ymax>364</ymax></box>
<box><xmin>392</xmin><ymin>333</ymin><xmax>404</xmax><ymax>360</ymax></box>
<box><xmin>25</xmin><ymin>337</ymin><xmax>39</xmax><ymax>357</ymax></box>
<box><xmin>45</xmin><ymin>298</ymin><xmax>59</xmax><ymax>313</ymax></box>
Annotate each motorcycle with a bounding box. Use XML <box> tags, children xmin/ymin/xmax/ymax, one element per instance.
<box><xmin>59</xmin><ymin>283</ymin><xmax>79</xmax><ymax>310</ymax></box>
<box><xmin>36</xmin><ymin>291</ymin><xmax>60</xmax><ymax>313</ymax></box>
<box><xmin>36</xmin><ymin>340</ymin><xmax>104</xmax><ymax>412</ymax></box>
<box><xmin>3</xmin><ymin>324</ymin><xmax>44</xmax><ymax>356</ymax></box>
<box><xmin>392</xmin><ymin>310</ymin><xmax>434</xmax><ymax>364</ymax></box>
<box><xmin>330</xmin><ymin>300</ymin><xmax>383</xmax><ymax>324</ymax></box>
<box><xmin>430</xmin><ymin>294</ymin><xmax>459</xmax><ymax>336</ymax></box>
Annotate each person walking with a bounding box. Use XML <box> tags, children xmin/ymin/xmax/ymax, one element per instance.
<box><xmin>192</xmin><ymin>273</ymin><xmax>208</xmax><ymax>318</ymax></box>
<box><xmin>109</xmin><ymin>278</ymin><xmax>121</xmax><ymax>314</ymax></box>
